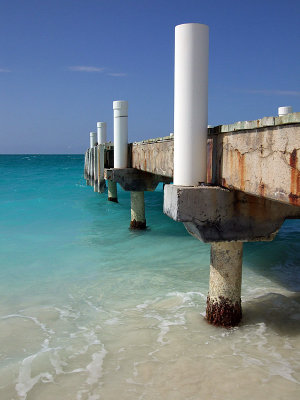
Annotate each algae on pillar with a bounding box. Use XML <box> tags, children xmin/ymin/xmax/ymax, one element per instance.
<box><xmin>206</xmin><ymin>242</ymin><xmax>243</xmax><ymax>327</ymax></box>
<box><xmin>130</xmin><ymin>191</ymin><xmax>146</xmax><ymax>230</ymax></box>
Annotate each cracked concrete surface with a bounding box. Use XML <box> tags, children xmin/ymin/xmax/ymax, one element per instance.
<box><xmin>219</xmin><ymin>124</ymin><xmax>300</xmax><ymax>205</ymax></box>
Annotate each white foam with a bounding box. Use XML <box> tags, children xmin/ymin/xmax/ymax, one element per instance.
<box><xmin>104</xmin><ymin>317</ymin><xmax>120</xmax><ymax>325</ymax></box>
<box><xmin>83</xmin><ymin>330</ymin><xmax>101</xmax><ymax>346</ymax></box>
<box><xmin>144</xmin><ymin>311</ymin><xmax>186</xmax><ymax>345</ymax></box>
<box><xmin>167</xmin><ymin>290</ymin><xmax>206</xmax><ymax>302</ymax></box>
<box><xmin>85</xmin><ymin>300</ymin><xmax>105</xmax><ymax>312</ymax></box>
<box><xmin>49</xmin><ymin>350</ymin><xmax>67</xmax><ymax>375</ymax></box>
<box><xmin>15</xmin><ymin>353</ymin><xmax>54</xmax><ymax>400</ymax></box>
<box><xmin>1</xmin><ymin>314</ymin><xmax>54</xmax><ymax>336</ymax></box>
<box><xmin>86</xmin><ymin>346</ymin><xmax>107</xmax><ymax>385</ymax></box>
<box><xmin>136</xmin><ymin>297</ymin><xmax>161</xmax><ymax>311</ymax></box>
<box><xmin>55</xmin><ymin>306</ymin><xmax>80</xmax><ymax>320</ymax></box>
<box><xmin>88</xmin><ymin>394</ymin><xmax>100</xmax><ymax>400</ymax></box>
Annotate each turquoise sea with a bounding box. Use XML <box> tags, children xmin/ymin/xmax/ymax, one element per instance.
<box><xmin>0</xmin><ymin>155</ymin><xmax>300</xmax><ymax>400</ymax></box>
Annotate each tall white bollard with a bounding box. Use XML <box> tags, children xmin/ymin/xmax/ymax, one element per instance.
<box><xmin>174</xmin><ymin>23</ymin><xmax>209</xmax><ymax>186</ymax></box>
<box><xmin>90</xmin><ymin>131</ymin><xmax>97</xmax><ymax>148</ymax></box>
<box><xmin>113</xmin><ymin>101</ymin><xmax>128</xmax><ymax>168</ymax></box>
<box><xmin>278</xmin><ymin>106</ymin><xmax>293</xmax><ymax>116</ymax></box>
<box><xmin>97</xmin><ymin>122</ymin><xmax>107</xmax><ymax>144</ymax></box>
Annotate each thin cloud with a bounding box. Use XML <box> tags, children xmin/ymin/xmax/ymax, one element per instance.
<box><xmin>0</xmin><ymin>68</ymin><xmax>11</xmax><ymax>73</ymax></box>
<box><xmin>107</xmin><ymin>72</ymin><xmax>127</xmax><ymax>77</ymax></box>
<box><xmin>68</xmin><ymin>66</ymin><xmax>105</xmax><ymax>72</ymax></box>
<box><xmin>244</xmin><ymin>89</ymin><xmax>300</xmax><ymax>97</ymax></box>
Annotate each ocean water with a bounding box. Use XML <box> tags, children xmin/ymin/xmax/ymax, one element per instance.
<box><xmin>0</xmin><ymin>154</ymin><xmax>299</xmax><ymax>400</ymax></box>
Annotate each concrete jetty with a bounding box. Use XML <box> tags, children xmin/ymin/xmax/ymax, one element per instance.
<box><xmin>84</xmin><ymin>112</ymin><xmax>300</xmax><ymax>327</ymax></box>
<box><xmin>84</xmin><ymin>23</ymin><xmax>299</xmax><ymax>327</ymax></box>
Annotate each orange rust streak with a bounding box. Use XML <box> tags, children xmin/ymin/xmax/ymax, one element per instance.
<box><xmin>259</xmin><ymin>182</ymin><xmax>265</xmax><ymax>197</ymax></box>
<box><xmin>237</xmin><ymin>151</ymin><xmax>245</xmax><ymax>191</ymax></box>
<box><xmin>289</xmin><ymin>149</ymin><xmax>300</xmax><ymax>206</ymax></box>
<box><xmin>206</xmin><ymin>139</ymin><xmax>213</xmax><ymax>183</ymax></box>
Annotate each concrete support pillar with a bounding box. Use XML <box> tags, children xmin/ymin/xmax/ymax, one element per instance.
<box><xmin>130</xmin><ymin>191</ymin><xmax>146</xmax><ymax>230</ymax></box>
<box><xmin>96</xmin><ymin>123</ymin><xmax>106</xmax><ymax>193</ymax></box>
<box><xmin>206</xmin><ymin>242</ymin><xmax>243</xmax><ymax>327</ymax></box>
<box><xmin>97</xmin><ymin>145</ymin><xmax>106</xmax><ymax>193</ymax></box>
<box><xmin>84</xmin><ymin>151</ymin><xmax>88</xmax><ymax>180</ymax></box>
<box><xmin>90</xmin><ymin>148</ymin><xmax>94</xmax><ymax>186</ymax></box>
<box><xmin>94</xmin><ymin>146</ymin><xmax>98</xmax><ymax>192</ymax></box>
<box><xmin>107</xmin><ymin>180</ymin><xmax>118</xmax><ymax>203</ymax></box>
<box><xmin>86</xmin><ymin>150</ymin><xmax>90</xmax><ymax>185</ymax></box>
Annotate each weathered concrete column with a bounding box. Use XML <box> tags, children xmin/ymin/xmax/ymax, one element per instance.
<box><xmin>107</xmin><ymin>180</ymin><xmax>118</xmax><ymax>203</ymax></box>
<box><xmin>84</xmin><ymin>151</ymin><xmax>90</xmax><ymax>185</ymax></box>
<box><xmin>206</xmin><ymin>242</ymin><xmax>243</xmax><ymax>327</ymax></box>
<box><xmin>89</xmin><ymin>147</ymin><xmax>94</xmax><ymax>186</ymax></box>
<box><xmin>130</xmin><ymin>191</ymin><xmax>146</xmax><ymax>230</ymax></box>
<box><xmin>93</xmin><ymin>146</ymin><xmax>98</xmax><ymax>192</ymax></box>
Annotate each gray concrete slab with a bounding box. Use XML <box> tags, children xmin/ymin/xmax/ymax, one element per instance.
<box><xmin>105</xmin><ymin>168</ymin><xmax>172</xmax><ymax>192</ymax></box>
<box><xmin>163</xmin><ymin>184</ymin><xmax>300</xmax><ymax>242</ymax></box>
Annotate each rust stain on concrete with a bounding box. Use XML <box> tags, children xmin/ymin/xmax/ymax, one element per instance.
<box><xmin>207</xmin><ymin>139</ymin><xmax>213</xmax><ymax>183</ymax></box>
<box><xmin>289</xmin><ymin>149</ymin><xmax>300</xmax><ymax>206</ymax></box>
<box><xmin>237</xmin><ymin>151</ymin><xmax>245</xmax><ymax>191</ymax></box>
<box><xmin>259</xmin><ymin>182</ymin><xmax>265</xmax><ymax>197</ymax></box>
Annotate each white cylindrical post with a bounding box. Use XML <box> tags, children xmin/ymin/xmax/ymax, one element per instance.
<box><xmin>97</xmin><ymin>122</ymin><xmax>107</xmax><ymax>144</ymax></box>
<box><xmin>278</xmin><ymin>106</ymin><xmax>293</xmax><ymax>116</ymax></box>
<box><xmin>90</xmin><ymin>131</ymin><xmax>97</xmax><ymax>148</ymax></box>
<box><xmin>113</xmin><ymin>100</ymin><xmax>128</xmax><ymax>168</ymax></box>
<box><xmin>174</xmin><ymin>23</ymin><xmax>209</xmax><ymax>186</ymax></box>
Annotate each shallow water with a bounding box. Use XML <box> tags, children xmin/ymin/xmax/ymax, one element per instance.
<box><xmin>0</xmin><ymin>155</ymin><xmax>299</xmax><ymax>400</ymax></box>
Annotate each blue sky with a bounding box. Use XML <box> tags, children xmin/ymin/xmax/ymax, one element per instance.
<box><xmin>0</xmin><ymin>0</ymin><xmax>299</xmax><ymax>154</ymax></box>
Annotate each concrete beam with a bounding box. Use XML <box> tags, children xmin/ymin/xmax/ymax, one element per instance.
<box><xmin>163</xmin><ymin>184</ymin><xmax>300</xmax><ymax>243</ymax></box>
<box><xmin>100</xmin><ymin>114</ymin><xmax>299</xmax><ymax>205</ymax></box>
<box><xmin>126</xmin><ymin>114</ymin><xmax>300</xmax><ymax>206</ymax></box>
<box><xmin>132</xmin><ymin>138</ymin><xmax>174</xmax><ymax>178</ymax></box>
<box><xmin>105</xmin><ymin>168</ymin><xmax>172</xmax><ymax>192</ymax></box>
